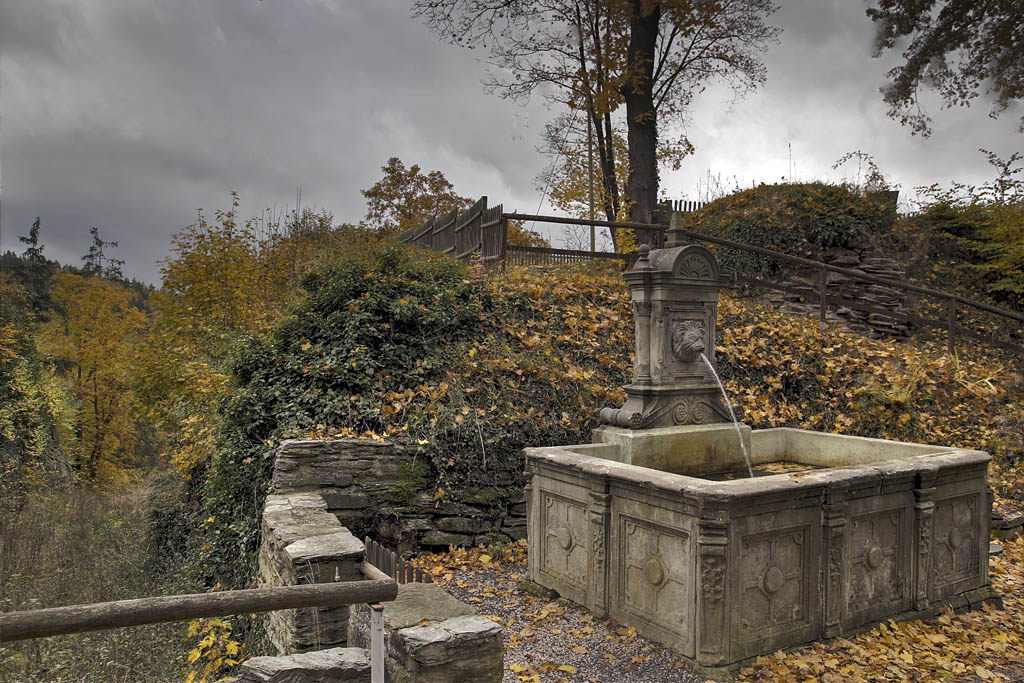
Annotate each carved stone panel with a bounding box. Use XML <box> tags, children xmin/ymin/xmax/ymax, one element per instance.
<box><xmin>539</xmin><ymin>491</ymin><xmax>589</xmax><ymax>595</ymax></box>
<box><xmin>846</xmin><ymin>508</ymin><xmax>909</xmax><ymax>626</ymax></box>
<box><xmin>736</xmin><ymin>525</ymin><xmax>812</xmax><ymax>642</ymax></box>
<box><xmin>616</xmin><ymin>516</ymin><xmax>692</xmax><ymax>646</ymax></box>
<box><xmin>662</xmin><ymin>306</ymin><xmax>715</xmax><ymax>379</ymax></box>
<box><xmin>932</xmin><ymin>494</ymin><xmax>981</xmax><ymax>595</ymax></box>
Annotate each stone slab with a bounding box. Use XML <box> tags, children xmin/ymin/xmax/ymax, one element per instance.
<box><xmin>285</xmin><ymin>530</ymin><xmax>365</xmax><ymax>565</ymax></box>
<box><xmin>380</xmin><ymin>582</ymin><xmax>476</xmax><ymax>630</ymax></box>
<box><xmin>233</xmin><ymin>647</ymin><xmax>370</xmax><ymax>682</ymax></box>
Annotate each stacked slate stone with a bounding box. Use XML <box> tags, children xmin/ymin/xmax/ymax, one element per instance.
<box><xmin>272</xmin><ymin>439</ymin><xmax>527</xmax><ymax>553</ymax></box>
<box><xmin>763</xmin><ymin>247</ymin><xmax>911</xmax><ymax>338</ymax></box>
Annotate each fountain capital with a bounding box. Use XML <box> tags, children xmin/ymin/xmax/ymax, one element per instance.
<box><xmin>599</xmin><ymin>242</ymin><xmax>736</xmax><ymax>429</ymax></box>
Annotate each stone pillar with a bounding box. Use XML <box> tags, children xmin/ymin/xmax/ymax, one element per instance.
<box><xmin>634</xmin><ymin>301</ymin><xmax>652</xmax><ymax>385</ymax></box>
<box><xmin>587</xmin><ymin>490</ymin><xmax>611</xmax><ymax>618</ymax></box>
<box><xmin>822</xmin><ymin>496</ymin><xmax>847</xmax><ymax>638</ymax></box>
<box><xmin>598</xmin><ymin>242</ymin><xmax>736</xmax><ymax>429</ymax></box>
<box><xmin>913</xmin><ymin>470</ymin><xmax>937</xmax><ymax>611</ymax></box>
<box><xmin>695</xmin><ymin>509</ymin><xmax>729</xmax><ymax>667</ymax></box>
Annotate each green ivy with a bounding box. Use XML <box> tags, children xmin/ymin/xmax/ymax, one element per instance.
<box><xmin>686</xmin><ymin>182</ymin><xmax>896</xmax><ymax>279</ymax></box>
<box><xmin>191</xmin><ymin>244</ymin><xmax>488</xmax><ymax>588</ymax></box>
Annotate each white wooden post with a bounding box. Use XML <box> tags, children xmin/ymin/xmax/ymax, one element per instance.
<box><xmin>370</xmin><ymin>602</ymin><xmax>385</xmax><ymax>683</ymax></box>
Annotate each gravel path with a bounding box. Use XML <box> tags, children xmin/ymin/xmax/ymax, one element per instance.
<box><xmin>434</xmin><ymin>565</ymin><xmax>709</xmax><ymax>683</ymax></box>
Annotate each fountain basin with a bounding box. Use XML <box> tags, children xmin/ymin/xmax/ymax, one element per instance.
<box><xmin>525</xmin><ymin>427</ymin><xmax>997</xmax><ymax>672</ymax></box>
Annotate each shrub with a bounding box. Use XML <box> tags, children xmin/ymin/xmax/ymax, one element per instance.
<box><xmin>193</xmin><ymin>244</ymin><xmax>489</xmax><ymax>588</ymax></box>
<box><xmin>899</xmin><ymin>150</ymin><xmax>1024</xmax><ymax>311</ymax></box>
<box><xmin>684</xmin><ymin>182</ymin><xmax>897</xmax><ymax>278</ymax></box>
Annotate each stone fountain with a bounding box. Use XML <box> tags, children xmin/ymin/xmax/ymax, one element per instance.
<box><xmin>524</xmin><ymin>227</ymin><xmax>999</xmax><ymax>675</ymax></box>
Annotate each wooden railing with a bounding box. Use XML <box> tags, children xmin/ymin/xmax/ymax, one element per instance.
<box><xmin>503</xmin><ymin>212</ymin><xmax>1024</xmax><ymax>356</ymax></box>
<box><xmin>0</xmin><ymin>580</ymin><xmax>396</xmax><ymax>642</ymax></box>
<box><xmin>1</xmin><ymin>577</ymin><xmax>398</xmax><ymax>682</ymax></box>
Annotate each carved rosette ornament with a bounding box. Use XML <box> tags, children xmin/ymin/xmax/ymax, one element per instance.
<box><xmin>599</xmin><ymin>242</ymin><xmax>739</xmax><ymax>429</ymax></box>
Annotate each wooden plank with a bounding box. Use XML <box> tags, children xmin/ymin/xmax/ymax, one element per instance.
<box><xmin>506</xmin><ymin>245</ymin><xmax>630</xmax><ymax>261</ymax></box>
<box><xmin>0</xmin><ymin>580</ymin><xmax>398</xmax><ymax>642</ymax></box>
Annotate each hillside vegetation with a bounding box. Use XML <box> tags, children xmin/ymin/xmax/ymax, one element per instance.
<box><xmin>189</xmin><ymin>246</ymin><xmax>1024</xmax><ymax>596</ymax></box>
<box><xmin>681</xmin><ymin>181</ymin><xmax>897</xmax><ymax>278</ymax></box>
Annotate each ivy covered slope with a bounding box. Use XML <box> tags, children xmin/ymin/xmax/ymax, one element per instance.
<box><xmin>196</xmin><ymin>245</ymin><xmax>1023</xmax><ymax>588</ymax></box>
<box><xmin>682</xmin><ymin>182</ymin><xmax>897</xmax><ymax>278</ymax></box>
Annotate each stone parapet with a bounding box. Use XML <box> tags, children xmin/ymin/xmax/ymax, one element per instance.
<box><xmin>272</xmin><ymin>439</ymin><xmax>524</xmax><ymax>551</ymax></box>
<box><xmin>258</xmin><ymin>493</ymin><xmax>365</xmax><ymax>654</ymax></box>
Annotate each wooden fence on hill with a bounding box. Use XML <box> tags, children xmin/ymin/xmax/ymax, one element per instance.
<box><xmin>397</xmin><ymin>196</ymin><xmax>508</xmax><ymax>265</ymax></box>
<box><xmin>396</xmin><ymin>196</ymin><xmax>705</xmax><ymax>267</ymax></box>
<box><xmin>397</xmin><ymin>199</ymin><xmax>1023</xmax><ymax>355</ymax></box>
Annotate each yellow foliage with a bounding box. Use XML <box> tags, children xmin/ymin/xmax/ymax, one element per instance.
<box><xmin>184</xmin><ymin>617</ymin><xmax>244</xmax><ymax>683</ymax></box>
<box><xmin>38</xmin><ymin>272</ymin><xmax>146</xmax><ymax>484</ymax></box>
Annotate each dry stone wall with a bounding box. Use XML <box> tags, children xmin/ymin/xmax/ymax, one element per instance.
<box><xmin>762</xmin><ymin>247</ymin><xmax>911</xmax><ymax>338</ymax></box>
<box><xmin>272</xmin><ymin>439</ymin><xmax>526</xmax><ymax>551</ymax></box>
<box><xmin>258</xmin><ymin>493</ymin><xmax>365</xmax><ymax>653</ymax></box>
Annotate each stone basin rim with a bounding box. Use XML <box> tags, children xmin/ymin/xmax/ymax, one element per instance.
<box><xmin>524</xmin><ymin>427</ymin><xmax>990</xmax><ymax>499</ymax></box>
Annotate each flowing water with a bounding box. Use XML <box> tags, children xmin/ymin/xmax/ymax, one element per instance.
<box><xmin>700</xmin><ymin>352</ymin><xmax>753</xmax><ymax>478</ymax></box>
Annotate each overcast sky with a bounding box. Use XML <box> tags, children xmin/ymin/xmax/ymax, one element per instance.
<box><xmin>1</xmin><ymin>0</ymin><xmax>1021</xmax><ymax>283</ymax></box>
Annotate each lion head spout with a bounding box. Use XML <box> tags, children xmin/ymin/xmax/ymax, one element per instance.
<box><xmin>671</xmin><ymin>320</ymin><xmax>705</xmax><ymax>362</ymax></box>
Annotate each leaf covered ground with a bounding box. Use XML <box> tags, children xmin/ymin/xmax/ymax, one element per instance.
<box><xmin>414</xmin><ymin>535</ymin><xmax>1024</xmax><ymax>682</ymax></box>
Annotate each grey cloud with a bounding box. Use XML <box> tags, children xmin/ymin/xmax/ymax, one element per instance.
<box><xmin>1</xmin><ymin>0</ymin><xmax>1019</xmax><ymax>282</ymax></box>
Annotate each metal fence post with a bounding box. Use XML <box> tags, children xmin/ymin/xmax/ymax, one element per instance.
<box><xmin>370</xmin><ymin>602</ymin><xmax>384</xmax><ymax>683</ymax></box>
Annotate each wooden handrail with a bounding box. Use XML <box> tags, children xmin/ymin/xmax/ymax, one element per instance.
<box><xmin>0</xmin><ymin>579</ymin><xmax>398</xmax><ymax>642</ymax></box>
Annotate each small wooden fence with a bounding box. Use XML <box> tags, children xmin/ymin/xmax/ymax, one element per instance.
<box><xmin>363</xmin><ymin>537</ymin><xmax>432</xmax><ymax>584</ymax></box>
<box><xmin>397</xmin><ymin>197</ymin><xmax>508</xmax><ymax>265</ymax></box>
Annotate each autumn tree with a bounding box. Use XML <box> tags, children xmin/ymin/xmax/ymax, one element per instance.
<box><xmin>361</xmin><ymin>157</ymin><xmax>474</xmax><ymax>236</ymax></box>
<box><xmin>414</xmin><ymin>0</ymin><xmax>779</xmax><ymax>244</ymax></box>
<box><xmin>40</xmin><ymin>272</ymin><xmax>146</xmax><ymax>484</ymax></box>
<box><xmin>135</xmin><ymin>194</ymin><xmax>368</xmax><ymax>474</ymax></box>
<box><xmin>867</xmin><ymin>0</ymin><xmax>1024</xmax><ymax>136</ymax></box>
<box><xmin>0</xmin><ymin>274</ymin><xmax>72</xmax><ymax>499</ymax></box>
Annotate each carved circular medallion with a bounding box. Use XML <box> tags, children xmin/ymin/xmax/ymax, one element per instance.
<box><xmin>948</xmin><ymin>527</ymin><xmax>965</xmax><ymax>550</ymax></box>
<box><xmin>557</xmin><ymin>526</ymin><xmax>574</xmax><ymax>551</ymax></box>
<box><xmin>672</xmin><ymin>401</ymin><xmax>690</xmax><ymax>425</ymax></box>
<box><xmin>691</xmin><ymin>401</ymin><xmax>710</xmax><ymax>424</ymax></box>
<box><xmin>865</xmin><ymin>546</ymin><xmax>883</xmax><ymax>569</ymax></box>
<box><xmin>762</xmin><ymin>566</ymin><xmax>785</xmax><ymax>595</ymax></box>
<box><xmin>629</xmin><ymin>412</ymin><xmax>644</xmax><ymax>429</ymax></box>
<box><xmin>643</xmin><ymin>556</ymin><xmax>667</xmax><ymax>587</ymax></box>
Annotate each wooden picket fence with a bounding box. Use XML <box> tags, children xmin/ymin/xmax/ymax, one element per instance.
<box><xmin>397</xmin><ymin>197</ymin><xmax>508</xmax><ymax>264</ymax></box>
<box><xmin>363</xmin><ymin>537</ymin><xmax>432</xmax><ymax>584</ymax></box>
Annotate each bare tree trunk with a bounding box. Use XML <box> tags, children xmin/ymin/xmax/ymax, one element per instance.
<box><xmin>623</xmin><ymin>0</ymin><xmax>660</xmax><ymax>246</ymax></box>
